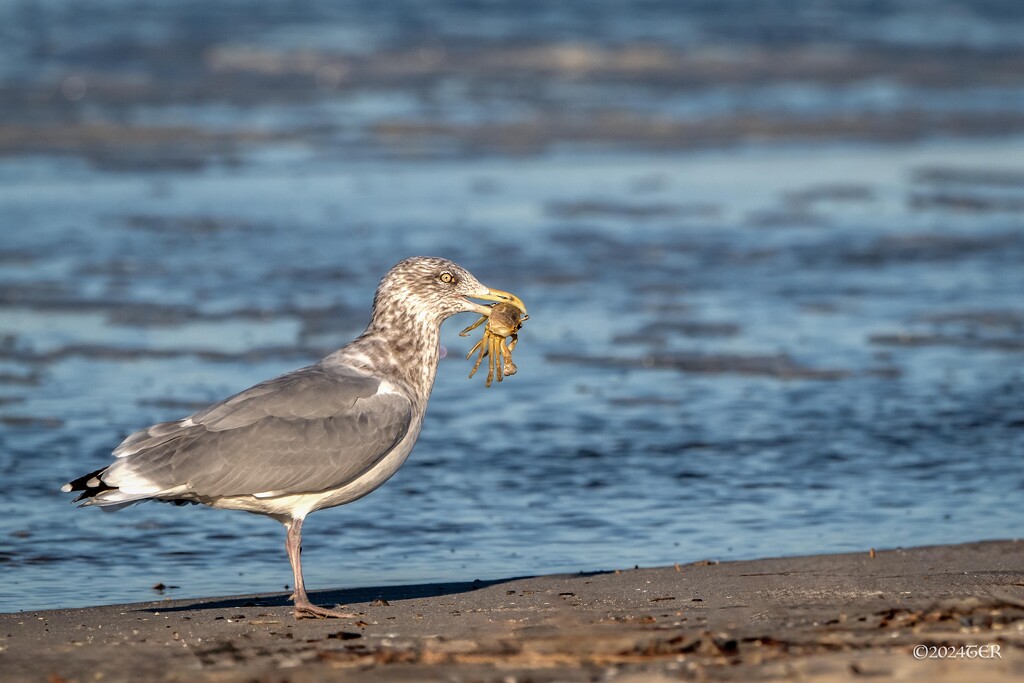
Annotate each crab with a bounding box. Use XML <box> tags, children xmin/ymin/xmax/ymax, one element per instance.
<box><xmin>460</xmin><ymin>300</ymin><xmax>528</xmax><ymax>387</ymax></box>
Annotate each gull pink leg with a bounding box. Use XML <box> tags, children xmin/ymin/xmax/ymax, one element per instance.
<box><xmin>285</xmin><ymin>518</ymin><xmax>357</xmax><ymax>619</ymax></box>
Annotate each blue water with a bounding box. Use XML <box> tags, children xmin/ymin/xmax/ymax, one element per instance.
<box><xmin>1</xmin><ymin>1</ymin><xmax>1023</xmax><ymax>613</ymax></box>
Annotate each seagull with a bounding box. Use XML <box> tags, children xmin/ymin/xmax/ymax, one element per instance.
<box><xmin>63</xmin><ymin>256</ymin><xmax>527</xmax><ymax>619</ymax></box>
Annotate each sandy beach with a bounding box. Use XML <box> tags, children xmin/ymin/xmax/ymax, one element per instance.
<box><xmin>2</xmin><ymin>540</ymin><xmax>1021</xmax><ymax>682</ymax></box>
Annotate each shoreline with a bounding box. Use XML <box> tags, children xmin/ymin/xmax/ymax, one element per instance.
<box><xmin>3</xmin><ymin>540</ymin><xmax>1022</xmax><ymax>682</ymax></box>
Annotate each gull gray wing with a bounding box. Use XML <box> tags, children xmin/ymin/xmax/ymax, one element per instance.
<box><xmin>103</xmin><ymin>364</ymin><xmax>413</xmax><ymax>499</ymax></box>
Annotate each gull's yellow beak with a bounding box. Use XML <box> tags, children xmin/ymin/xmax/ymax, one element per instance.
<box><xmin>467</xmin><ymin>287</ymin><xmax>528</xmax><ymax>317</ymax></box>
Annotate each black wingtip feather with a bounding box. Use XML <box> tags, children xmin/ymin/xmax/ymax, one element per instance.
<box><xmin>63</xmin><ymin>467</ymin><xmax>114</xmax><ymax>502</ymax></box>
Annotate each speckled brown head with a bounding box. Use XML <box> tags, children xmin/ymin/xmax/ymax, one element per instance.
<box><xmin>372</xmin><ymin>256</ymin><xmax>527</xmax><ymax>326</ymax></box>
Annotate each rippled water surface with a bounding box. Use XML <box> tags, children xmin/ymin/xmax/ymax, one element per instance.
<box><xmin>1</xmin><ymin>1</ymin><xmax>1023</xmax><ymax>613</ymax></box>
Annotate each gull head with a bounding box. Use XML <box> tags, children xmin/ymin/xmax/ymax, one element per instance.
<box><xmin>373</xmin><ymin>256</ymin><xmax>527</xmax><ymax>325</ymax></box>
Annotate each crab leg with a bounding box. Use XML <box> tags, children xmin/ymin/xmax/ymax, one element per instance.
<box><xmin>466</xmin><ymin>337</ymin><xmax>489</xmax><ymax>379</ymax></box>
<box><xmin>500</xmin><ymin>338</ymin><xmax>517</xmax><ymax>377</ymax></box>
<box><xmin>459</xmin><ymin>315</ymin><xmax>489</xmax><ymax>338</ymax></box>
<box><xmin>485</xmin><ymin>336</ymin><xmax>497</xmax><ymax>386</ymax></box>
<box><xmin>491</xmin><ymin>335</ymin><xmax>503</xmax><ymax>383</ymax></box>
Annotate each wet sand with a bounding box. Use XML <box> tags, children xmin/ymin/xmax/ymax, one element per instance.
<box><xmin>2</xmin><ymin>540</ymin><xmax>1022</xmax><ymax>682</ymax></box>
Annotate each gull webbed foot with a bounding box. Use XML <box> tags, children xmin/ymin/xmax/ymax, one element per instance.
<box><xmin>293</xmin><ymin>599</ymin><xmax>358</xmax><ymax>619</ymax></box>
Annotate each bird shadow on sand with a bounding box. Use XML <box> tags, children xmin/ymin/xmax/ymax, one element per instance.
<box><xmin>138</xmin><ymin>570</ymin><xmax>613</xmax><ymax>614</ymax></box>
<box><xmin>137</xmin><ymin>577</ymin><xmax>525</xmax><ymax>614</ymax></box>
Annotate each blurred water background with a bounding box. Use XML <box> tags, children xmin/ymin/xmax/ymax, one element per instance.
<box><xmin>1</xmin><ymin>1</ymin><xmax>1023</xmax><ymax>612</ymax></box>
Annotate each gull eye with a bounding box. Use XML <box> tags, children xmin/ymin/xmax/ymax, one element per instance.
<box><xmin>439</xmin><ymin>271</ymin><xmax>455</xmax><ymax>284</ymax></box>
